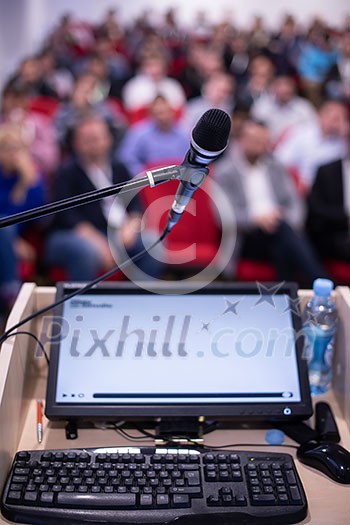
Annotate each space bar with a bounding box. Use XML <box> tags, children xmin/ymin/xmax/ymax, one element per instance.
<box><xmin>57</xmin><ymin>493</ymin><xmax>136</xmax><ymax>508</ymax></box>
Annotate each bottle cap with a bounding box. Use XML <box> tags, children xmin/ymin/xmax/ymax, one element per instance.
<box><xmin>313</xmin><ymin>278</ymin><xmax>334</xmax><ymax>297</ymax></box>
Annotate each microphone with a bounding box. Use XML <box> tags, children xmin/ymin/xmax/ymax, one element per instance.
<box><xmin>165</xmin><ymin>108</ymin><xmax>231</xmax><ymax>232</ymax></box>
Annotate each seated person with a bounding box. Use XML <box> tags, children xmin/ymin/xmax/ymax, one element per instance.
<box><xmin>45</xmin><ymin>114</ymin><xmax>163</xmax><ymax>282</ymax></box>
<box><xmin>0</xmin><ymin>123</ymin><xmax>45</xmax><ymax>316</ymax></box>
<box><xmin>324</xmin><ymin>31</ymin><xmax>350</xmax><ymax>105</ymax></box>
<box><xmin>274</xmin><ymin>99</ymin><xmax>348</xmax><ymax>193</ymax></box>
<box><xmin>54</xmin><ymin>73</ymin><xmax>126</xmax><ymax>154</ymax></box>
<box><xmin>251</xmin><ymin>75</ymin><xmax>317</xmax><ymax>147</ymax></box>
<box><xmin>122</xmin><ymin>53</ymin><xmax>186</xmax><ymax>122</ymax></box>
<box><xmin>213</xmin><ymin>119</ymin><xmax>325</xmax><ymax>286</ymax></box>
<box><xmin>1</xmin><ymin>81</ymin><xmax>60</xmax><ymax>177</ymax></box>
<box><xmin>183</xmin><ymin>72</ymin><xmax>235</xmax><ymax>132</ymax></box>
<box><xmin>117</xmin><ymin>95</ymin><xmax>189</xmax><ymax>177</ymax></box>
<box><xmin>306</xmin><ymin>133</ymin><xmax>350</xmax><ymax>261</ymax></box>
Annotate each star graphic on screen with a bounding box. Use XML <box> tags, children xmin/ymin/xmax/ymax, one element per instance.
<box><xmin>222</xmin><ymin>298</ymin><xmax>240</xmax><ymax>315</ymax></box>
<box><xmin>303</xmin><ymin>308</ymin><xmax>321</xmax><ymax>325</ymax></box>
<box><xmin>283</xmin><ymin>296</ymin><xmax>301</xmax><ymax>316</ymax></box>
<box><xmin>254</xmin><ymin>281</ymin><xmax>285</xmax><ymax>308</ymax></box>
<box><xmin>200</xmin><ymin>321</ymin><xmax>210</xmax><ymax>332</ymax></box>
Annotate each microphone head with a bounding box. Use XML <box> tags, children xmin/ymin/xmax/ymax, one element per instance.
<box><xmin>190</xmin><ymin>108</ymin><xmax>231</xmax><ymax>165</ymax></box>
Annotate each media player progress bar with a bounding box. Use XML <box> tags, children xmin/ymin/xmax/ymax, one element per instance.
<box><xmin>93</xmin><ymin>392</ymin><xmax>294</xmax><ymax>399</ymax></box>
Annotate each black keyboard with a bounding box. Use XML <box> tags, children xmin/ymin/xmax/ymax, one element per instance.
<box><xmin>1</xmin><ymin>446</ymin><xmax>307</xmax><ymax>525</ymax></box>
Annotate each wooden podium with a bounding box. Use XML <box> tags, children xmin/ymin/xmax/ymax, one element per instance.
<box><xmin>1</xmin><ymin>283</ymin><xmax>350</xmax><ymax>524</ymax></box>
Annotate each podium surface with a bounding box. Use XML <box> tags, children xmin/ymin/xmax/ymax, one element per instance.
<box><xmin>0</xmin><ymin>283</ymin><xmax>350</xmax><ymax>524</ymax></box>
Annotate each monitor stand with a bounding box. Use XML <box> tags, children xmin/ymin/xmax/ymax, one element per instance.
<box><xmin>155</xmin><ymin>417</ymin><xmax>207</xmax><ymax>446</ymax></box>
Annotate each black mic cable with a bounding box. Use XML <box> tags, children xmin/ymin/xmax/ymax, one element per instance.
<box><xmin>0</xmin><ymin>229</ymin><xmax>168</xmax><ymax>348</ymax></box>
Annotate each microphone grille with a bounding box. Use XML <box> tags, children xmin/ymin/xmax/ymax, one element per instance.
<box><xmin>192</xmin><ymin>108</ymin><xmax>231</xmax><ymax>152</ymax></box>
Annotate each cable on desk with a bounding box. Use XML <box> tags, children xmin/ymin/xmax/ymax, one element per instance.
<box><xmin>0</xmin><ymin>231</ymin><xmax>168</xmax><ymax>348</ymax></box>
<box><xmin>0</xmin><ymin>330</ymin><xmax>50</xmax><ymax>365</ymax></box>
<box><xmin>112</xmin><ymin>422</ymin><xmax>300</xmax><ymax>450</ymax></box>
<box><xmin>114</xmin><ymin>427</ymin><xmax>155</xmax><ymax>441</ymax></box>
<box><xmin>198</xmin><ymin>442</ymin><xmax>300</xmax><ymax>450</ymax></box>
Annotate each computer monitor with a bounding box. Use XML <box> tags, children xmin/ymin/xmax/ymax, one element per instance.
<box><xmin>45</xmin><ymin>282</ymin><xmax>312</xmax><ymax>424</ymax></box>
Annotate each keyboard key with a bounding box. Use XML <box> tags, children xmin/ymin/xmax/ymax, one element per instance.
<box><xmin>278</xmin><ymin>494</ymin><xmax>290</xmax><ymax>505</ymax></box>
<box><xmin>173</xmin><ymin>494</ymin><xmax>190</xmax><ymax>508</ymax></box>
<box><xmin>235</xmin><ymin>494</ymin><xmax>247</xmax><ymax>506</ymax></box>
<box><xmin>17</xmin><ymin>452</ymin><xmax>30</xmax><ymax>461</ymax></box>
<box><xmin>251</xmin><ymin>494</ymin><xmax>276</xmax><ymax>506</ymax></box>
<box><xmin>7</xmin><ymin>491</ymin><xmax>22</xmax><ymax>502</ymax></box>
<box><xmin>14</xmin><ymin>468</ymin><xmax>30</xmax><ymax>475</ymax></box>
<box><xmin>207</xmin><ymin>495</ymin><xmax>220</xmax><ymax>506</ymax></box>
<box><xmin>290</xmin><ymin>485</ymin><xmax>302</xmax><ymax>504</ymax></box>
<box><xmin>286</xmin><ymin>470</ymin><xmax>297</xmax><ymax>485</ymax></box>
<box><xmin>57</xmin><ymin>492</ymin><xmax>136</xmax><ymax>508</ymax></box>
<box><xmin>170</xmin><ymin>486</ymin><xmax>201</xmax><ymax>496</ymax></box>
<box><xmin>9</xmin><ymin>484</ymin><xmax>23</xmax><ymax>492</ymax></box>
<box><xmin>12</xmin><ymin>476</ymin><xmax>27</xmax><ymax>484</ymax></box>
<box><xmin>140</xmin><ymin>494</ymin><xmax>153</xmax><ymax>507</ymax></box>
<box><xmin>40</xmin><ymin>492</ymin><xmax>54</xmax><ymax>505</ymax></box>
<box><xmin>184</xmin><ymin>471</ymin><xmax>200</xmax><ymax>486</ymax></box>
<box><xmin>156</xmin><ymin>494</ymin><xmax>170</xmax><ymax>508</ymax></box>
<box><xmin>24</xmin><ymin>491</ymin><xmax>38</xmax><ymax>503</ymax></box>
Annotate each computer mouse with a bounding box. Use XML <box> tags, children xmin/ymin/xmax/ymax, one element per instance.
<box><xmin>297</xmin><ymin>440</ymin><xmax>350</xmax><ymax>484</ymax></box>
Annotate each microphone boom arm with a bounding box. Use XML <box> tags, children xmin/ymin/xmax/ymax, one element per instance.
<box><xmin>0</xmin><ymin>166</ymin><xmax>183</xmax><ymax>229</ymax></box>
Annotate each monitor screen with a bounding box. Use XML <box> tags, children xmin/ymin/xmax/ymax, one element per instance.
<box><xmin>45</xmin><ymin>282</ymin><xmax>312</xmax><ymax>422</ymax></box>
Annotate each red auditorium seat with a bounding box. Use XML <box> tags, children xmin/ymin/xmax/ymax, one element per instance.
<box><xmin>235</xmin><ymin>259</ymin><xmax>277</xmax><ymax>282</ymax></box>
<box><xmin>28</xmin><ymin>96</ymin><xmax>59</xmax><ymax>118</ymax></box>
<box><xmin>48</xmin><ymin>266</ymin><xmax>126</xmax><ymax>283</ymax></box>
<box><xmin>19</xmin><ymin>261</ymin><xmax>37</xmax><ymax>281</ymax></box>
<box><xmin>140</xmin><ymin>176</ymin><xmax>221</xmax><ymax>269</ymax></box>
<box><xmin>325</xmin><ymin>260</ymin><xmax>350</xmax><ymax>285</ymax></box>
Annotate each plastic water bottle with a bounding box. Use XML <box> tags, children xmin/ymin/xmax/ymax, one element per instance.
<box><xmin>303</xmin><ymin>279</ymin><xmax>338</xmax><ymax>395</ymax></box>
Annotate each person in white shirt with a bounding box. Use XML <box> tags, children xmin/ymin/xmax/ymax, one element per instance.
<box><xmin>122</xmin><ymin>53</ymin><xmax>186</xmax><ymax>120</ymax></box>
<box><xmin>251</xmin><ymin>75</ymin><xmax>317</xmax><ymax>147</ymax></box>
<box><xmin>274</xmin><ymin>99</ymin><xmax>348</xmax><ymax>192</ymax></box>
<box><xmin>213</xmin><ymin>119</ymin><xmax>325</xmax><ymax>285</ymax></box>
<box><xmin>183</xmin><ymin>72</ymin><xmax>235</xmax><ymax>131</ymax></box>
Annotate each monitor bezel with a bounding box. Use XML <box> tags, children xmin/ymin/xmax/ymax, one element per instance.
<box><xmin>45</xmin><ymin>281</ymin><xmax>313</xmax><ymax>423</ymax></box>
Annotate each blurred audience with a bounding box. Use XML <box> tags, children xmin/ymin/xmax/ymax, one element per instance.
<box><xmin>236</xmin><ymin>55</ymin><xmax>275</xmax><ymax>110</ymax></box>
<box><xmin>268</xmin><ymin>14</ymin><xmax>303</xmax><ymax>76</ymax></box>
<box><xmin>122</xmin><ymin>53</ymin><xmax>186</xmax><ymax>121</ymax></box>
<box><xmin>36</xmin><ymin>48</ymin><xmax>74</xmax><ymax>100</ymax></box>
<box><xmin>47</xmin><ymin>13</ymin><xmax>95</xmax><ymax>68</ymax></box>
<box><xmin>7</xmin><ymin>56</ymin><xmax>57</xmax><ymax>99</ymax></box>
<box><xmin>306</xmin><ymin>133</ymin><xmax>350</xmax><ymax>261</ymax></box>
<box><xmin>275</xmin><ymin>99</ymin><xmax>349</xmax><ymax>192</ymax></box>
<box><xmin>94</xmin><ymin>8</ymin><xmax>126</xmax><ymax>51</ymax></box>
<box><xmin>118</xmin><ymin>95</ymin><xmax>188</xmax><ymax>177</ymax></box>
<box><xmin>45</xmin><ymin>114</ymin><xmax>163</xmax><ymax>281</ymax></box>
<box><xmin>213</xmin><ymin>119</ymin><xmax>325</xmax><ymax>285</ymax></box>
<box><xmin>178</xmin><ymin>44</ymin><xmax>225</xmax><ymax>100</ymax></box>
<box><xmin>0</xmin><ymin>82</ymin><xmax>59</xmax><ymax>177</ymax></box>
<box><xmin>183</xmin><ymin>72</ymin><xmax>235</xmax><ymax>131</ymax></box>
<box><xmin>297</xmin><ymin>27</ymin><xmax>337</xmax><ymax>107</ymax></box>
<box><xmin>325</xmin><ymin>31</ymin><xmax>350</xmax><ymax>104</ymax></box>
<box><xmin>54</xmin><ymin>72</ymin><xmax>126</xmax><ymax>154</ymax></box>
<box><xmin>251</xmin><ymin>75</ymin><xmax>317</xmax><ymax>146</ymax></box>
<box><xmin>226</xmin><ymin>32</ymin><xmax>250</xmax><ymax>89</ymax></box>
<box><xmin>1</xmin><ymin>7</ymin><xmax>350</xmax><ymax>292</ymax></box>
<box><xmin>0</xmin><ymin>124</ymin><xmax>45</xmax><ymax>315</ymax></box>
